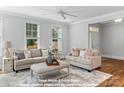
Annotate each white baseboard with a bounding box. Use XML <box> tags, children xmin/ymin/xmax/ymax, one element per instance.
<box><xmin>102</xmin><ymin>55</ymin><xmax>124</xmax><ymax>60</ymax></box>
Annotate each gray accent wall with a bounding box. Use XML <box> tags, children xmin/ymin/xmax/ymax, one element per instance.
<box><xmin>69</xmin><ymin>11</ymin><xmax>124</xmax><ymax>60</ymax></box>
<box><xmin>69</xmin><ymin>22</ymin><xmax>89</xmax><ymax>51</ymax></box>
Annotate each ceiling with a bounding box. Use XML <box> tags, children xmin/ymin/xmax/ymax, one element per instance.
<box><xmin>0</xmin><ymin>6</ymin><xmax>124</xmax><ymax>23</ymax></box>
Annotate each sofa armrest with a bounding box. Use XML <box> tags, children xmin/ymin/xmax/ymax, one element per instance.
<box><xmin>90</xmin><ymin>56</ymin><xmax>102</xmax><ymax>68</ymax></box>
<box><xmin>13</xmin><ymin>56</ymin><xmax>18</xmax><ymax>61</ymax></box>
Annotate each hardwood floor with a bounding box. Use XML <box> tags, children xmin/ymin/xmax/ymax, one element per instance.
<box><xmin>98</xmin><ymin>58</ymin><xmax>124</xmax><ymax>87</ymax></box>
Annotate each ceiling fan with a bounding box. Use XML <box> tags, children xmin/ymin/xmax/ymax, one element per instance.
<box><xmin>40</xmin><ymin>6</ymin><xmax>78</xmax><ymax>20</ymax></box>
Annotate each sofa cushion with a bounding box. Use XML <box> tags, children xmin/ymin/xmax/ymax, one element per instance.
<box><xmin>15</xmin><ymin>50</ymin><xmax>25</xmax><ymax>60</ymax></box>
<box><xmin>16</xmin><ymin>58</ymin><xmax>35</xmax><ymax>66</ymax></box>
<box><xmin>16</xmin><ymin>57</ymin><xmax>46</xmax><ymax>66</ymax></box>
<box><xmin>92</xmin><ymin>49</ymin><xmax>99</xmax><ymax>56</ymax></box>
<box><xmin>32</xmin><ymin>57</ymin><xmax>46</xmax><ymax>63</ymax></box>
<box><xmin>76</xmin><ymin>57</ymin><xmax>92</xmax><ymax>65</ymax></box>
<box><xmin>66</xmin><ymin>55</ymin><xmax>76</xmax><ymax>61</ymax></box>
<box><xmin>30</xmin><ymin>49</ymin><xmax>42</xmax><ymax>58</ymax></box>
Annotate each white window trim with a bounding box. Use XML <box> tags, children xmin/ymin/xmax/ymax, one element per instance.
<box><xmin>0</xmin><ymin>17</ymin><xmax>3</xmax><ymax>57</ymax></box>
<box><xmin>25</xmin><ymin>21</ymin><xmax>40</xmax><ymax>49</ymax></box>
<box><xmin>51</xmin><ymin>24</ymin><xmax>62</xmax><ymax>52</ymax></box>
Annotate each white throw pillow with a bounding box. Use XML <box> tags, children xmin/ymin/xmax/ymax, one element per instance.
<box><xmin>79</xmin><ymin>50</ymin><xmax>85</xmax><ymax>58</ymax></box>
<box><xmin>42</xmin><ymin>49</ymin><xmax>48</xmax><ymax>57</ymax></box>
<box><xmin>24</xmin><ymin>50</ymin><xmax>31</xmax><ymax>58</ymax></box>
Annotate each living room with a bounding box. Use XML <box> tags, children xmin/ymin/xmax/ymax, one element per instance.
<box><xmin>0</xmin><ymin>6</ymin><xmax>124</xmax><ymax>87</ymax></box>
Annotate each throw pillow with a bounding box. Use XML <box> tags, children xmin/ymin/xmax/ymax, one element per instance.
<box><xmin>79</xmin><ymin>50</ymin><xmax>85</xmax><ymax>58</ymax></box>
<box><xmin>30</xmin><ymin>49</ymin><xmax>42</xmax><ymax>58</ymax></box>
<box><xmin>15</xmin><ymin>51</ymin><xmax>25</xmax><ymax>60</ymax></box>
<box><xmin>84</xmin><ymin>48</ymin><xmax>93</xmax><ymax>59</ymax></box>
<box><xmin>71</xmin><ymin>48</ymin><xmax>79</xmax><ymax>57</ymax></box>
<box><xmin>42</xmin><ymin>49</ymin><xmax>48</xmax><ymax>57</ymax></box>
<box><xmin>24</xmin><ymin>50</ymin><xmax>31</xmax><ymax>59</ymax></box>
<box><xmin>92</xmin><ymin>49</ymin><xmax>99</xmax><ymax>56</ymax></box>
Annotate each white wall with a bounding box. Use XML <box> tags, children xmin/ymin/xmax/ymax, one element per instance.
<box><xmin>101</xmin><ymin>22</ymin><xmax>124</xmax><ymax>59</ymax></box>
<box><xmin>1</xmin><ymin>14</ymin><xmax>69</xmax><ymax>57</ymax></box>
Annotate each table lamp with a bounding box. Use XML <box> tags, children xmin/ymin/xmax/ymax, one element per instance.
<box><xmin>4</xmin><ymin>41</ymin><xmax>12</xmax><ymax>58</ymax></box>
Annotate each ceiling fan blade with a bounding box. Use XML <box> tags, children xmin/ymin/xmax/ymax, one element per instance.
<box><xmin>61</xmin><ymin>14</ymin><xmax>66</xmax><ymax>19</ymax></box>
<box><xmin>64</xmin><ymin>12</ymin><xmax>77</xmax><ymax>17</ymax></box>
<box><xmin>65</xmin><ymin>10</ymin><xmax>81</xmax><ymax>13</ymax></box>
<box><xmin>41</xmin><ymin>12</ymin><xmax>56</xmax><ymax>15</ymax></box>
<box><xmin>55</xmin><ymin>6</ymin><xmax>63</xmax><ymax>11</ymax></box>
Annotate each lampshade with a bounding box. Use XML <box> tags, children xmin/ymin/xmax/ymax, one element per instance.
<box><xmin>5</xmin><ymin>41</ymin><xmax>12</xmax><ymax>48</ymax></box>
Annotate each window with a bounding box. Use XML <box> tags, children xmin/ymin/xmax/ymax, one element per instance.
<box><xmin>51</xmin><ymin>25</ymin><xmax>62</xmax><ymax>52</ymax></box>
<box><xmin>26</xmin><ymin>23</ymin><xmax>39</xmax><ymax>49</ymax></box>
<box><xmin>0</xmin><ymin>18</ymin><xmax>2</xmax><ymax>56</ymax></box>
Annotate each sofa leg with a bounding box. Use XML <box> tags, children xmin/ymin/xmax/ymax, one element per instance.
<box><xmin>88</xmin><ymin>70</ymin><xmax>92</xmax><ymax>72</ymax></box>
<box><xmin>15</xmin><ymin>71</ymin><xmax>18</xmax><ymax>73</ymax></box>
<box><xmin>97</xmin><ymin>67</ymin><xmax>101</xmax><ymax>69</ymax></box>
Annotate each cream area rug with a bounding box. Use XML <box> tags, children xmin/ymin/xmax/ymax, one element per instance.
<box><xmin>0</xmin><ymin>66</ymin><xmax>112</xmax><ymax>87</ymax></box>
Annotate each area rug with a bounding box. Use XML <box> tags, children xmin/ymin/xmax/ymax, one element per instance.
<box><xmin>0</xmin><ymin>66</ymin><xmax>112</xmax><ymax>87</ymax></box>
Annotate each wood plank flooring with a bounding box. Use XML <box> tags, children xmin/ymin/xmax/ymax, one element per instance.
<box><xmin>98</xmin><ymin>58</ymin><xmax>124</xmax><ymax>87</ymax></box>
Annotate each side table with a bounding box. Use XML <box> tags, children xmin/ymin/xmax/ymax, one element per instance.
<box><xmin>2</xmin><ymin>57</ymin><xmax>14</xmax><ymax>73</ymax></box>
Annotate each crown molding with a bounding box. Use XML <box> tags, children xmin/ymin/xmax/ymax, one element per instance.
<box><xmin>71</xmin><ymin>10</ymin><xmax>124</xmax><ymax>25</ymax></box>
<box><xmin>0</xmin><ymin>10</ymin><xmax>70</xmax><ymax>25</ymax></box>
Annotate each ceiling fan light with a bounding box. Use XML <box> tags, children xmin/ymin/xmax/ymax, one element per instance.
<box><xmin>114</xmin><ymin>18</ymin><xmax>123</xmax><ymax>22</ymax></box>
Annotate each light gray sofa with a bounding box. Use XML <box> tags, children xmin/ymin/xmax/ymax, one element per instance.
<box><xmin>65</xmin><ymin>48</ymin><xmax>101</xmax><ymax>72</ymax></box>
<box><xmin>13</xmin><ymin>49</ymin><xmax>48</xmax><ymax>72</ymax></box>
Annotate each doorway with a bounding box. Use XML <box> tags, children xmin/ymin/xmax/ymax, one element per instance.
<box><xmin>88</xmin><ymin>24</ymin><xmax>101</xmax><ymax>51</ymax></box>
<box><xmin>88</xmin><ymin>19</ymin><xmax>124</xmax><ymax>60</ymax></box>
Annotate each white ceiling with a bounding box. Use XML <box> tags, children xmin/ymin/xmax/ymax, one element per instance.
<box><xmin>0</xmin><ymin>6</ymin><xmax>124</xmax><ymax>23</ymax></box>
